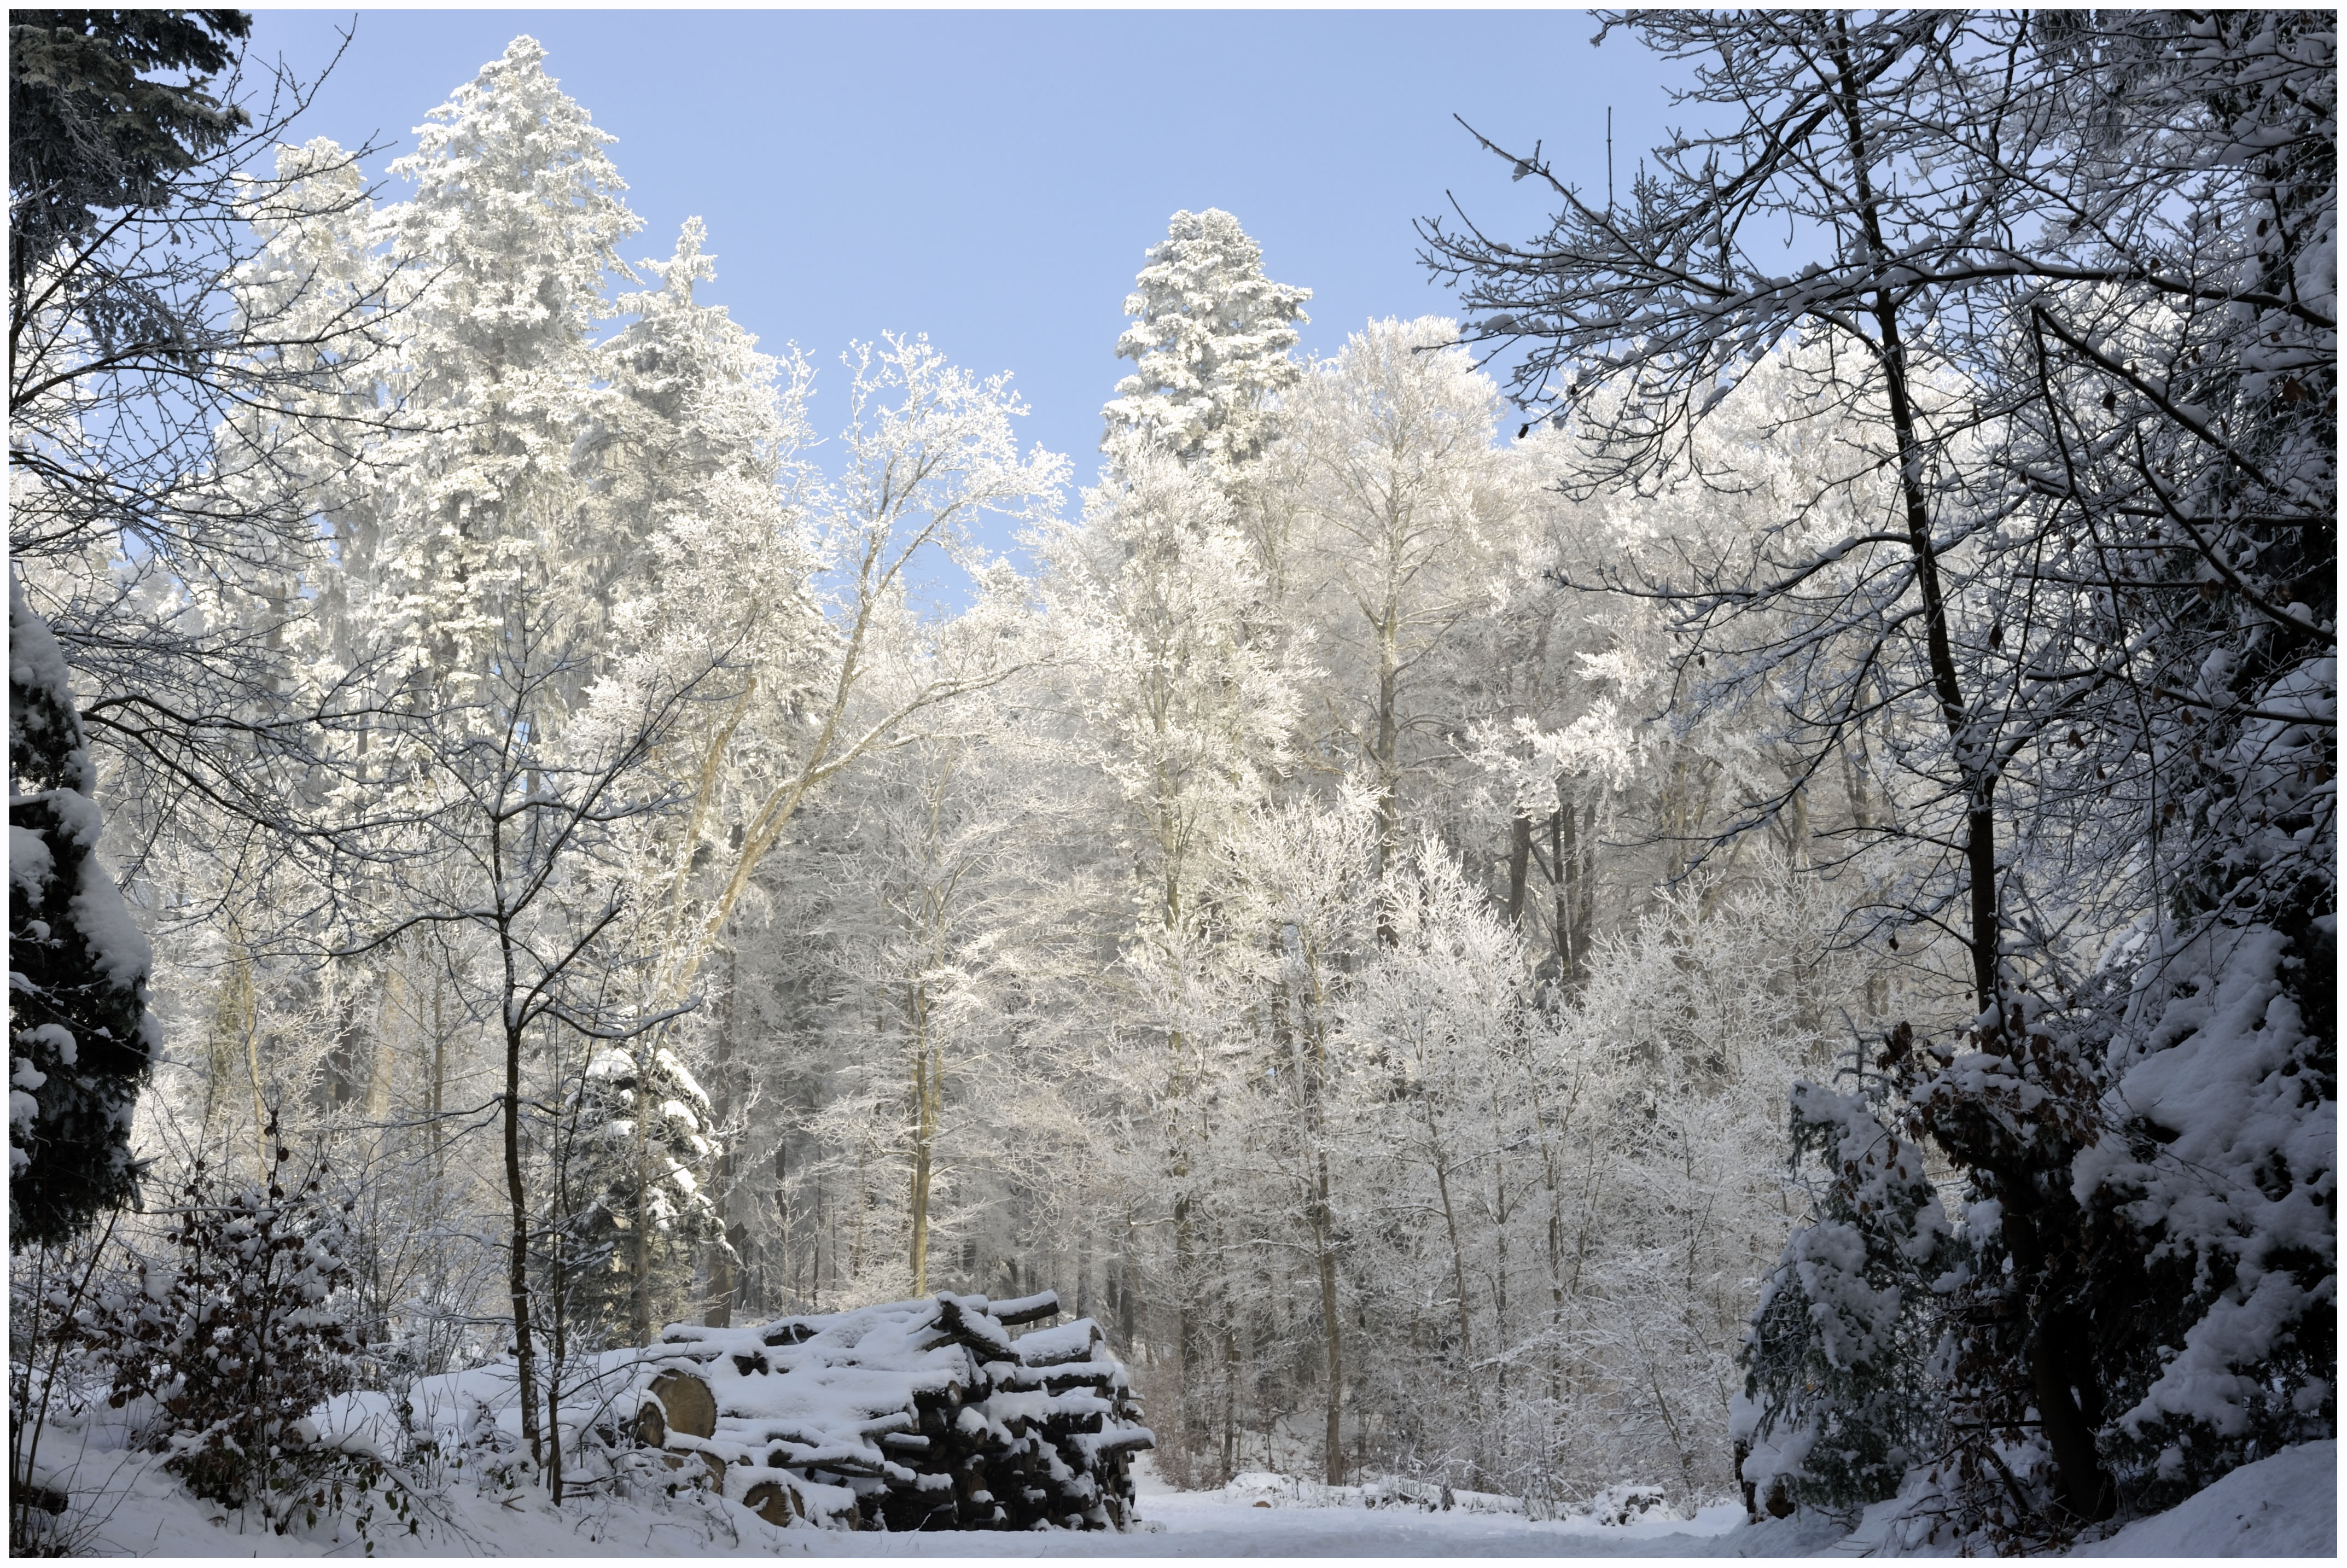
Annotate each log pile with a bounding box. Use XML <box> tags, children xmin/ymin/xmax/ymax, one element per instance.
<box><xmin>632</xmin><ymin>1290</ymin><xmax>1152</xmax><ymax>1532</ymax></box>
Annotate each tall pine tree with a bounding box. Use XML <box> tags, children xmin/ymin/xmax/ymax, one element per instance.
<box><xmin>1101</xmin><ymin>208</ymin><xmax>1309</xmax><ymax>473</ymax></box>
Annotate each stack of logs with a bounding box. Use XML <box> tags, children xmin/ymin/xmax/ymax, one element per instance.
<box><xmin>631</xmin><ymin>1290</ymin><xmax>1153</xmax><ymax>1532</ymax></box>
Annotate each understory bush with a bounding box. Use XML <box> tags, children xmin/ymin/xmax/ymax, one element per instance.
<box><xmin>86</xmin><ymin>1128</ymin><xmax>404</xmax><ymax>1532</ymax></box>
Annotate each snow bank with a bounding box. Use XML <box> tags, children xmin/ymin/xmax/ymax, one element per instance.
<box><xmin>2071</xmin><ymin>1440</ymin><xmax>2336</xmax><ymax>1558</ymax></box>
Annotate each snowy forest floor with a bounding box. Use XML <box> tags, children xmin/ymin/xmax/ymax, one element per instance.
<box><xmin>39</xmin><ymin>1440</ymin><xmax>2334</xmax><ymax>1558</ymax></box>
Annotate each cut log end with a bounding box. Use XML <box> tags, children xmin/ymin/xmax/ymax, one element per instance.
<box><xmin>744</xmin><ymin>1478</ymin><xmax>806</xmax><ymax>1526</ymax></box>
<box><xmin>648</xmin><ymin>1369</ymin><xmax>717</xmax><ymax>1439</ymax></box>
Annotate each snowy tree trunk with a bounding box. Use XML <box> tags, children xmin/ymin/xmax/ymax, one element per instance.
<box><xmin>906</xmin><ymin>978</ymin><xmax>939</xmax><ymax>1297</ymax></box>
<box><xmin>1506</xmin><ymin>812</ymin><xmax>1533</xmax><ymax>928</ymax></box>
<box><xmin>704</xmin><ymin>943</ymin><xmax>742</xmax><ymax>1328</ymax></box>
<box><xmin>1312</xmin><ymin>1150</ymin><xmax>1344</xmax><ymax>1487</ymax></box>
<box><xmin>1373</xmin><ymin>596</ymin><xmax>1401</xmax><ymax>947</ymax></box>
<box><xmin>500</xmin><ymin>1001</ymin><xmax>542</xmax><ymax>1466</ymax></box>
<box><xmin>1288</xmin><ymin>933</ymin><xmax>1347</xmax><ymax>1486</ymax></box>
<box><xmin>1417</xmin><ymin>1074</ymin><xmax>1474</xmax><ymax>1363</ymax></box>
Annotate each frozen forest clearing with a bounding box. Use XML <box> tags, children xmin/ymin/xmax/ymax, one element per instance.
<box><xmin>29</xmin><ymin>1439</ymin><xmax>2337</xmax><ymax>1557</ymax></box>
<box><xmin>9</xmin><ymin>9</ymin><xmax>2333</xmax><ymax>1560</ymax></box>
<box><xmin>19</xmin><ymin>1286</ymin><xmax>2337</xmax><ymax>1558</ymax></box>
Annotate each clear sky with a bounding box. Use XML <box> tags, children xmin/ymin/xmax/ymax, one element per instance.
<box><xmin>242</xmin><ymin>9</ymin><xmax>1700</xmax><ymax>561</ymax></box>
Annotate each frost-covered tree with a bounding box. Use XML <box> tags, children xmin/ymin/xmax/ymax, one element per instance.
<box><xmin>10</xmin><ymin>14</ymin><xmax>401</xmax><ymax>866</ymax></box>
<box><xmin>1205</xmin><ymin>792</ymin><xmax>1382</xmax><ymax>1487</ymax></box>
<box><xmin>585</xmin><ymin>216</ymin><xmax>817</xmax><ymax>632</ymax></box>
<box><xmin>1277</xmin><ymin>317</ymin><xmax>1518</xmax><ymax>897</ymax></box>
<box><xmin>1039</xmin><ymin>436</ymin><xmax>1304</xmax><ymax>1442</ymax></box>
<box><xmin>7</xmin><ymin>9</ymin><xmax>396</xmax><ymax>1244</ymax></box>
<box><xmin>1426</xmin><ymin>7</ymin><xmax>2334</xmax><ymax>1535</ymax></box>
<box><xmin>328</xmin><ymin>34</ymin><xmax>639</xmax><ymax>696</ymax></box>
<box><xmin>564</xmin><ymin>1039</ymin><xmax>718</xmax><ymax>1341</ymax></box>
<box><xmin>579</xmin><ymin>217</ymin><xmax>820</xmax><ymax>1335</ymax></box>
<box><xmin>1101</xmin><ymin>208</ymin><xmax>1310</xmax><ymax>472</ymax></box>
<box><xmin>337</xmin><ymin>573</ymin><xmax>722</xmax><ymax>1475</ymax></box>
<box><xmin>1047</xmin><ymin>437</ymin><xmax>1298</xmax><ymax>940</ymax></box>
<box><xmin>632</xmin><ymin>333</ymin><xmax>1064</xmax><ymax>1034</ymax></box>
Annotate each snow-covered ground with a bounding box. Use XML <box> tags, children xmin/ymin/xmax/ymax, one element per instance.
<box><xmin>39</xmin><ymin>1437</ymin><xmax>2335</xmax><ymax>1558</ymax></box>
<box><xmin>2069</xmin><ymin>1441</ymin><xmax>2336</xmax><ymax>1559</ymax></box>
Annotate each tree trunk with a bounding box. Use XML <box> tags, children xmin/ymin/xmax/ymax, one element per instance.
<box><xmin>1488</xmin><ymin>1078</ymin><xmax>1512</xmax><ymax>1420</ymax></box>
<box><xmin>429</xmin><ymin>966</ymin><xmax>448</xmax><ymax>1175</ymax></box>
<box><xmin>547</xmin><ymin>1228</ymin><xmax>566</xmax><ymax>1503</ymax></box>
<box><xmin>630</xmin><ymin>1053</ymin><xmax>654</xmax><ymax>1348</ymax></box>
<box><xmin>1528</xmin><ymin>1070</ymin><xmax>1569</xmax><ymax>1406</ymax></box>
<box><xmin>1419</xmin><ymin>1082</ymin><xmax>1474</xmax><ymax>1363</ymax></box>
<box><xmin>502</xmin><ymin>1011</ymin><xmax>541</xmax><ymax>1466</ymax></box>
<box><xmin>907</xmin><ymin>980</ymin><xmax>937</xmax><ymax>1296</ymax></box>
<box><xmin>1826</xmin><ymin>18</ymin><xmax>1995</xmax><ymax>1019</ymax></box>
<box><xmin>1552</xmin><ymin>801</ymin><xmax>1573</xmax><ymax>981</ymax></box>
<box><xmin>1373</xmin><ymin>603</ymin><xmax>1401</xmax><ymax>946</ymax></box>
<box><xmin>1312</xmin><ymin>1147</ymin><xmax>1344</xmax><ymax>1487</ymax></box>
<box><xmin>1220</xmin><ymin>1321</ymin><xmax>1239</xmax><ymax>1484</ymax></box>
<box><xmin>1289</xmin><ymin>937</ymin><xmax>1346</xmax><ymax>1487</ymax></box>
<box><xmin>1172</xmin><ymin>1170</ymin><xmax>1199</xmax><ymax>1476</ymax></box>
<box><xmin>1506</xmin><ymin>812</ymin><xmax>1532</xmax><ymax>927</ymax></box>
<box><xmin>1117</xmin><ymin>1211</ymin><xmax>1139</xmax><ymax>1350</ymax></box>
<box><xmin>1825</xmin><ymin>16</ymin><xmax>2105</xmax><ymax>1520</ymax></box>
<box><xmin>706</xmin><ymin>943</ymin><xmax>741</xmax><ymax>1327</ymax></box>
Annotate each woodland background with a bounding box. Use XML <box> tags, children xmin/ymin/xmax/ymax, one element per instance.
<box><xmin>8</xmin><ymin>9</ymin><xmax>2333</xmax><ymax>1553</ymax></box>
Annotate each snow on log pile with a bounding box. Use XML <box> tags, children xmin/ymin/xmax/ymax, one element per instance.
<box><xmin>633</xmin><ymin>1290</ymin><xmax>1153</xmax><ymax>1532</ymax></box>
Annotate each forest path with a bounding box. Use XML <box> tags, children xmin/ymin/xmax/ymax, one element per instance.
<box><xmin>753</xmin><ymin>1477</ymin><xmax>1832</xmax><ymax>1558</ymax></box>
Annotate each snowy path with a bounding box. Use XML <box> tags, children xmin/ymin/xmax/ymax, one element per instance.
<box><xmin>751</xmin><ymin>1493</ymin><xmax>1807</xmax><ymax>1558</ymax></box>
<box><xmin>755</xmin><ymin>1459</ymin><xmax>1847</xmax><ymax>1558</ymax></box>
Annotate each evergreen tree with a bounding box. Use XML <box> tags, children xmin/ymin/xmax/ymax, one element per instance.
<box><xmin>8</xmin><ymin>9</ymin><xmax>251</xmax><ymax>297</ymax></box>
<box><xmin>1734</xmin><ymin>1070</ymin><xmax>1952</xmax><ymax>1518</ymax></box>
<box><xmin>1101</xmin><ymin>208</ymin><xmax>1309</xmax><ymax>471</ymax></box>
<box><xmin>8</xmin><ymin>572</ymin><xmax>155</xmax><ymax>1243</ymax></box>
<box><xmin>564</xmin><ymin>1042</ymin><xmax>719</xmax><ymax>1339</ymax></box>
<box><xmin>7</xmin><ymin>11</ymin><xmax>264</xmax><ymax>1243</ymax></box>
<box><xmin>10</xmin><ymin>10</ymin><xmax>394</xmax><ymax>859</ymax></box>
<box><xmin>346</xmin><ymin>34</ymin><xmax>640</xmax><ymax>696</ymax></box>
<box><xmin>2057</xmin><ymin>10</ymin><xmax>2336</xmax><ymax>1514</ymax></box>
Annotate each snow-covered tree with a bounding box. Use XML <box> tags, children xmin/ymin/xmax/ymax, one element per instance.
<box><xmin>1277</xmin><ymin>317</ymin><xmax>1518</xmax><ymax>896</ymax></box>
<box><xmin>1428</xmin><ymin>8</ymin><xmax>2334</xmax><ymax>1535</ymax></box>
<box><xmin>1101</xmin><ymin>209</ymin><xmax>1310</xmax><ymax>473</ymax></box>
<box><xmin>578</xmin><ymin>217</ymin><xmax>820</xmax><ymax>1336</ymax></box>
<box><xmin>563</xmin><ymin>1039</ymin><xmax>719</xmax><ymax>1340</ymax></box>
<box><xmin>1736</xmin><ymin>1074</ymin><xmax>1952</xmax><ymax>1518</ymax></box>
<box><xmin>8</xmin><ymin>573</ymin><xmax>156</xmax><ymax>1243</ymax></box>
<box><xmin>632</xmin><ymin>333</ymin><xmax>1065</xmax><ymax>1034</ymax></box>
<box><xmin>1047</xmin><ymin>436</ymin><xmax>1300</xmax><ymax>941</ymax></box>
<box><xmin>9</xmin><ymin>13</ymin><xmax>400</xmax><ymax>860</ymax></box>
<box><xmin>7</xmin><ymin>11</ymin><xmax>406</xmax><ymax>1248</ymax></box>
<box><xmin>340</xmin><ymin>34</ymin><xmax>639</xmax><ymax>697</ymax></box>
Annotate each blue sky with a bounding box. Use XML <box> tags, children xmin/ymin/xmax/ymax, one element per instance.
<box><xmin>243</xmin><ymin>10</ymin><xmax>1698</xmax><ymax>561</ymax></box>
